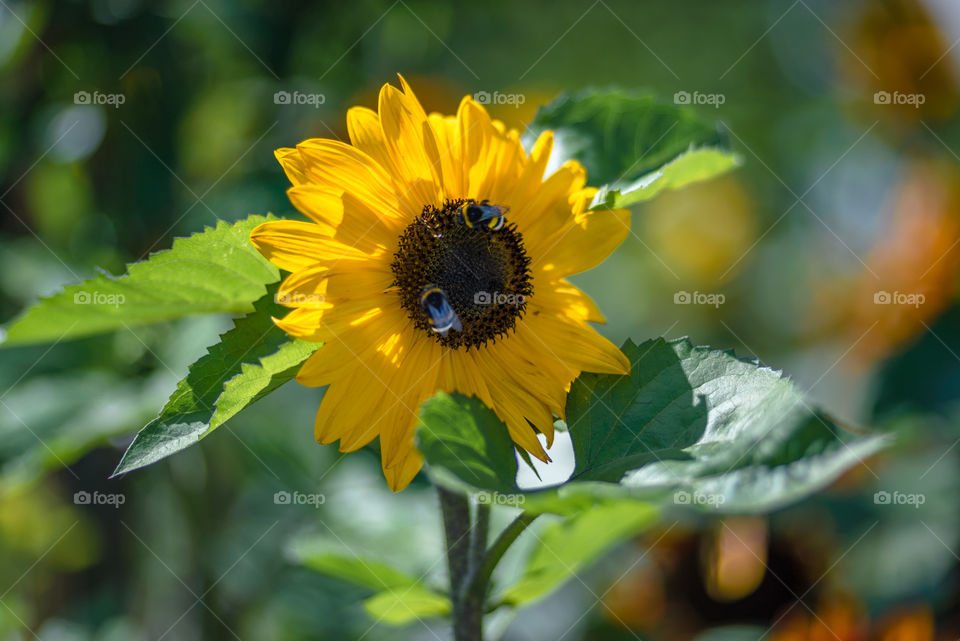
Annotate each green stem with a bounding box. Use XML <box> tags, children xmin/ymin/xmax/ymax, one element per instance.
<box><xmin>466</xmin><ymin>511</ymin><xmax>539</xmax><ymax>599</ymax></box>
<box><xmin>438</xmin><ymin>490</ymin><xmax>539</xmax><ymax>641</ymax></box>
<box><xmin>438</xmin><ymin>487</ymin><xmax>482</xmax><ymax>641</ymax></box>
<box><xmin>470</xmin><ymin>503</ymin><xmax>490</xmax><ymax>573</ymax></box>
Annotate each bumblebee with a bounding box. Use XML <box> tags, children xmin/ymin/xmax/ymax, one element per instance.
<box><xmin>420</xmin><ymin>286</ymin><xmax>463</xmax><ymax>337</ymax></box>
<box><xmin>456</xmin><ymin>200</ymin><xmax>509</xmax><ymax>231</ymax></box>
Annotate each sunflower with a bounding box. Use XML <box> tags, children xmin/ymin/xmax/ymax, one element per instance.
<box><xmin>251</xmin><ymin>76</ymin><xmax>630</xmax><ymax>491</ymax></box>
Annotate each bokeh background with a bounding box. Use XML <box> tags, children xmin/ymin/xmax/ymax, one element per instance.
<box><xmin>2</xmin><ymin>0</ymin><xmax>960</xmax><ymax>639</ymax></box>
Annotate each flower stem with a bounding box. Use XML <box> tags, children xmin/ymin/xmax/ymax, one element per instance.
<box><xmin>438</xmin><ymin>489</ymin><xmax>539</xmax><ymax>641</ymax></box>
<box><xmin>438</xmin><ymin>486</ymin><xmax>482</xmax><ymax>641</ymax></box>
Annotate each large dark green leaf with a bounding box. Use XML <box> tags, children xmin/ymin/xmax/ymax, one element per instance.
<box><xmin>528</xmin><ymin>90</ymin><xmax>740</xmax><ymax>210</ymax></box>
<box><xmin>2</xmin><ymin>214</ymin><xmax>279</xmax><ymax>346</ymax></box>
<box><xmin>569</xmin><ymin>338</ymin><xmax>889</xmax><ymax>512</ymax></box>
<box><xmin>112</xmin><ymin>287</ymin><xmax>319</xmax><ymax>476</ymax></box>
<box><xmin>416</xmin><ymin>392</ymin><xmax>519</xmax><ymax>495</ymax></box>
<box><xmin>418</xmin><ymin>339</ymin><xmax>887</xmax><ymax>515</ymax></box>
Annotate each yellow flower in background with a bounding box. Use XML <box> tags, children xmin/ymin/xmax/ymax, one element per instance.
<box><xmin>251</xmin><ymin>76</ymin><xmax>629</xmax><ymax>491</ymax></box>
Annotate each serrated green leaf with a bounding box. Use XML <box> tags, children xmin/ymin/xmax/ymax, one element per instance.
<box><xmin>2</xmin><ymin>214</ymin><xmax>279</xmax><ymax>346</ymax></box>
<box><xmin>417</xmin><ymin>392</ymin><xmax>520</xmax><ymax>495</ymax></box>
<box><xmin>362</xmin><ymin>586</ymin><xmax>451</xmax><ymax>625</ymax></box>
<box><xmin>498</xmin><ymin>501</ymin><xmax>657</xmax><ymax>607</ymax></box>
<box><xmin>528</xmin><ymin>90</ymin><xmax>740</xmax><ymax>211</ymax></box>
<box><xmin>416</xmin><ymin>337</ymin><xmax>885</xmax><ymax>517</ymax></box>
<box><xmin>290</xmin><ymin>538</ymin><xmax>419</xmax><ymax>591</ymax></box>
<box><xmin>112</xmin><ymin>287</ymin><xmax>319</xmax><ymax>476</ymax></box>
<box><xmin>570</xmin><ymin>337</ymin><xmax>890</xmax><ymax>512</ymax></box>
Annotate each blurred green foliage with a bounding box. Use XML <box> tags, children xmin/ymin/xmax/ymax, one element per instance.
<box><xmin>2</xmin><ymin>0</ymin><xmax>960</xmax><ymax>639</ymax></box>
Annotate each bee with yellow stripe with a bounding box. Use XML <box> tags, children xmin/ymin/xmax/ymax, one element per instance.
<box><xmin>456</xmin><ymin>199</ymin><xmax>509</xmax><ymax>231</ymax></box>
<box><xmin>420</xmin><ymin>285</ymin><xmax>462</xmax><ymax>337</ymax></box>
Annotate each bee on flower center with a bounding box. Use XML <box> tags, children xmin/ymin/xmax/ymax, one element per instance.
<box><xmin>391</xmin><ymin>199</ymin><xmax>532</xmax><ymax>349</ymax></box>
<box><xmin>456</xmin><ymin>199</ymin><xmax>509</xmax><ymax>231</ymax></box>
<box><xmin>420</xmin><ymin>285</ymin><xmax>463</xmax><ymax>337</ymax></box>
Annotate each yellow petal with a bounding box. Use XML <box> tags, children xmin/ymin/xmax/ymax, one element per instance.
<box><xmin>425</xmin><ymin>114</ymin><xmax>461</xmax><ymax>198</ymax></box>
<box><xmin>524</xmin><ymin>313</ymin><xmax>630</xmax><ymax>375</ymax></box>
<box><xmin>275</xmin><ymin>147</ymin><xmax>310</xmax><ymax>185</ymax></box>
<box><xmin>517</xmin><ymin>160</ymin><xmax>587</xmax><ymax>244</ymax></box>
<box><xmin>250</xmin><ymin>220</ymin><xmax>341</xmax><ymax>272</ymax></box>
<box><xmin>276</xmin><ymin>262</ymin><xmax>389</xmax><ymax>309</ymax></box>
<box><xmin>379</xmin><ymin>336</ymin><xmax>443</xmax><ymax>468</ymax></box>
<box><xmin>296</xmin><ymin>139</ymin><xmax>401</xmax><ymax>217</ymax></box>
<box><xmin>533</xmin><ymin>206</ymin><xmax>631</xmax><ymax>278</ymax></box>
<box><xmin>286</xmin><ymin>183</ymin><xmax>403</xmax><ymax>249</ymax></box>
<box><xmin>382</xmin><ymin>447</ymin><xmax>423</xmax><ymax>492</ymax></box>
<box><xmin>378</xmin><ymin>79</ymin><xmax>442</xmax><ymax>209</ymax></box>
<box><xmin>505</xmin><ymin>130</ymin><xmax>553</xmax><ymax>208</ymax></box>
<box><xmin>456</xmin><ymin>97</ymin><xmax>495</xmax><ymax>198</ymax></box>
<box><xmin>346</xmin><ymin>106</ymin><xmax>394</xmax><ymax>178</ymax></box>
<box><xmin>536</xmin><ymin>279</ymin><xmax>606</xmax><ymax>323</ymax></box>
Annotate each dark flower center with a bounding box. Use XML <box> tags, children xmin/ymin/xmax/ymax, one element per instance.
<box><xmin>391</xmin><ymin>199</ymin><xmax>533</xmax><ymax>349</ymax></box>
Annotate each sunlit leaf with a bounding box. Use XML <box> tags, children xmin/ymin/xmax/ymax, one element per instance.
<box><xmin>2</xmin><ymin>214</ymin><xmax>279</xmax><ymax>346</ymax></box>
<box><xmin>590</xmin><ymin>147</ymin><xmax>741</xmax><ymax>210</ymax></box>
<box><xmin>362</xmin><ymin>586</ymin><xmax>451</xmax><ymax>625</ymax></box>
<box><xmin>498</xmin><ymin>501</ymin><xmax>657</xmax><ymax>607</ymax></box>
<box><xmin>290</xmin><ymin>537</ymin><xmax>420</xmax><ymax>591</ymax></box>
<box><xmin>112</xmin><ymin>288</ymin><xmax>319</xmax><ymax>476</ymax></box>
<box><xmin>528</xmin><ymin>89</ymin><xmax>739</xmax><ymax>211</ymax></box>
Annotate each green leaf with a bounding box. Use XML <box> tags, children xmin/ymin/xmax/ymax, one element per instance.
<box><xmin>590</xmin><ymin>147</ymin><xmax>741</xmax><ymax>210</ymax></box>
<box><xmin>112</xmin><ymin>287</ymin><xmax>319</xmax><ymax>476</ymax></box>
<box><xmin>416</xmin><ymin>338</ymin><xmax>885</xmax><ymax>517</ymax></box>
<box><xmin>498</xmin><ymin>501</ymin><xmax>657</xmax><ymax>607</ymax></box>
<box><xmin>417</xmin><ymin>392</ymin><xmax>520</xmax><ymax>495</ymax></box>
<box><xmin>570</xmin><ymin>338</ymin><xmax>889</xmax><ymax>512</ymax></box>
<box><xmin>290</xmin><ymin>538</ymin><xmax>419</xmax><ymax>591</ymax></box>
<box><xmin>362</xmin><ymin>586</ymin><xmax>451</xmax><ymax>625</ymax></box>
<box><xmin>528</xmin><ymin>90</ymin><xmax>740</xmax><ymax>210</ymax></box>
<box><xmin>2</xmin><ymin>214</ymin><xmax>279</xmax><ymax>346</ymax></box>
